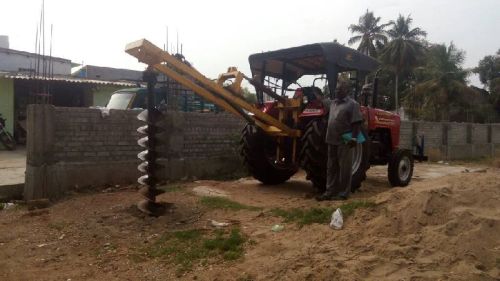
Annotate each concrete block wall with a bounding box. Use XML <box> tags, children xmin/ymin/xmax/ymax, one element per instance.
<box><xmin>25</xmin><ymin>105</ymin><xmax>244</xmax><ymax>200</ymax></box>
<box><xmin>399</xmin><ymin>121</ymin><xmax>413</xmax><ymax>149</ymax></box>
<box><xmin>52</xmin><ymin>107</ymin><xmax>141</xmax><ymax>162</ymax></box>
<box><xmin>492</xmin><ymin>124</ymin><xmax>500</xmax><ymax>157</ymax></box>
<box><xmin>160</xmin><ymin>111</ymin><xmax>245</xmax><ymax>180</ymax></box>
<box><xmin>181</xmin><ymin>113</ymin><xmax>242</xmax><ymax>159</ymax></box>
<box><xmin>401</xmin><ymin>121</ymin><xmax>500</xmax><ymax>161</ymax></box>
<box><xmin>415</xmin><ymin>122</ymin><xmax>444</xmax><ymax>160</ymax></box>
<box><xmin>24</xmin><ymin>104</ymin><xmax>500</xmax><ymax>199</ymax></box>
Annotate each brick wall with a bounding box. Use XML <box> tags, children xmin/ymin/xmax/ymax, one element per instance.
<box><xmin>24</xmin><ymin>104</ymin><xmax>500</xmax><ymax>199</ymax></box>
<box><xmin>179</xmin><ymin>113</ymin><xmax>242</xmax><ymax>159</ymax></box>
<box><xmin>52</xmin><ymin>107</ymin><xmax>141</xmax><ymax>162</ymax></box>
<box><xmin>399</xmin><ymin>121</ymin><xmax>413</xmax><ymax>149</ymax></box>
<box><xmin>25</xmin><ymin>105</ymin><xmax>244</xmax><ymax>200</ymax></box>
<box><xmin>400</xmin><ymin>121</ymin><xmax>500</xmax><ymax>160</ymax></box>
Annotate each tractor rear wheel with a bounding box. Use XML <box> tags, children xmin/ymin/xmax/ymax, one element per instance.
<box><xmin>299</xmin><ymin>118</ymin><xmax>370</xmax><ymax>193</ymax></box>
<box><xmin>239</xmin><ymin>124</ymin><xmax>298</xmax><ymax>184</ymax></box>
<box><xmin>299</xmin><ymin>118</ymin><xmax>328</xmax><ymax>192</ymax></box>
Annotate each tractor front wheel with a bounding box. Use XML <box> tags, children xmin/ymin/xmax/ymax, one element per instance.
<box><xmin>388</xmin><ymin>149</ymin><xmax>414</xmax><ymax>187</ymax></box>
<box><xmin>239</xmin><ymin>124</ymin><xmax>298</xmax><ymax>184</ymax></box>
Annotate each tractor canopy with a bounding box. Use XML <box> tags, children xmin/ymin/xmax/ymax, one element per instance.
<box><xmin>249</xmin><ymin>42</ymin><xmax>380</xmax><ymax>83</ymax></box>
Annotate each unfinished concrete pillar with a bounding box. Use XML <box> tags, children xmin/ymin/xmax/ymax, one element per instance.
<box><xmin>24</xmin><ymin>104</ymin><xmax>55</xmax><ymax>200</ymax></box>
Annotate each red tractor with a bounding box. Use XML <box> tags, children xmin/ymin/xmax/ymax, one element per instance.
<box><xmin>240</xmin><ymin>43</ymin><xmax>420</xmax><ymax>192</ymax></box>
<box><xmin>126</xmin><ymin>40</ymin><xmax>425</xmax><ymax>199</ymax></box>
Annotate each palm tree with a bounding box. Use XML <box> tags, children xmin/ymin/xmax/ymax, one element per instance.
<box><xmin>404</xmin><ymin>42</ymin><xmax>480</xmax><ymax>121</ymax></box>
<box><xmin>379</xmin><ymin>14</ymin><xmax>427</xmax><ymax>112</ymax></box>
<box><xmin>348</xmin><ymin>10</ymin><xmax>390</xmax><ymax>57</ymax></box>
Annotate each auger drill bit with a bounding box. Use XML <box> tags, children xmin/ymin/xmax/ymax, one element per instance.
<box><xmin>136</xmin><ymin>68</ymin><xmax>165</xmax><ymax>216</ymax></box>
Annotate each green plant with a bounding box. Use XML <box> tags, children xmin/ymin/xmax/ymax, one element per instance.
<box><xmin>145</xmin><ymin>228</ymin><xmax>246</xmax><ymax>273</ymax></box>
<box><xmin>270</xmin><ymin>200</ymin><xmax>376</xmax><ymax>227</ymax></box>
<box><xmin>270</xmin><ymin>207</ymin><xmax>333</xmax><ymax>227</ymax></box>
<box><xmin>157</xmin><ymin>184</ymin><xmax>183</xmax><ymax>193</ymax></box>
<box><xmin>203</xmin><ymin>229</ymin><xmax>245</xmax><ymax>260</ymax></box>
<box><xmin>339</xmin><ymin>200</ymin><xmax>376</xmax><ymax>217</ymax></box>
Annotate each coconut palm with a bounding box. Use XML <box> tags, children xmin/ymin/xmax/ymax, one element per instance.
<box><xmin>416</xmin><ymin>42</ymin><xmax>467</xmax><ymax>82</ymax></box>
<box><xmin>348</xmin><ymin>10</ymin><xmax>390</xmax><ymax>57</ymax></box>
<box><xmin>379</xmin><ymin>14</ymin><xmax>427</xmax><ymax>112</ymax></box>
<box><xmin>403</xmin><ymin>42</ymin><xmax>491</xmax><ymax>121</ymax></box>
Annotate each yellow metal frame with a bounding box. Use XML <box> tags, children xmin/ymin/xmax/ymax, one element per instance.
<box><xmin>125</xmin><ymin>39</ymin><xmax>302</xmax><ymax>161</ymax></box>
<box><xmin>217</xmin><ymin>67</ymin><xmax>244</xmax><ymax>96</ymax></box>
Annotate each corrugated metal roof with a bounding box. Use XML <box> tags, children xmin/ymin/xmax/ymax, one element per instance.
<box><xmin>0</xmin><ymin>47</ymin><xmax>71</xmax><ymax>63</ymax></box>
<box><xmin>0</xmin><ymin>73</ymin><xmax>137</xmax><ymax>86</ymax></box>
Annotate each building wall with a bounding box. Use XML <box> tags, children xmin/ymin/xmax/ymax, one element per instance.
<box><xmin>80</xmin><ymin>65</ymin><xmax>143</xmax><ymax>81</ymax></box>
<box><xmin>0</xmin><ymin>78</ymin><xmax>14</xmax><ymax>135</ymax></box>
<box><xmin>0</xmin><ymin>49</ymin><xmax>71</xmax><ymax>75</ymax></box>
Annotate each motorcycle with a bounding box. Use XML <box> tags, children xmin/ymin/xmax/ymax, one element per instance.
<box><xmin>0</xmin><ymin>114</ymin><xmax>16</xmax><ymax>150</ymax></box>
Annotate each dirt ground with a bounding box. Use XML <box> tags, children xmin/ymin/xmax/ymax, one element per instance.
<box><xmin>0</xmin><ymin>162</ymin><xmax>499</xmax><ymax>281</ymax></box>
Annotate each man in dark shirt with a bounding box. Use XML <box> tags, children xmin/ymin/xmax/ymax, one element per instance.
<box><xmin>316</xmin><ymin>80</ymin><xmax>363</xmax><ymax>201</ymax></box>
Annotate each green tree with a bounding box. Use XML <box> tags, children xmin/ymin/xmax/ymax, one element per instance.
<box><xmin>474</xmin><ymin>49</ymin><xmax>500</xmax><ymax>87</ymax></box>
<box><xmin>241</xmin><ymin>87</ymin><xmax>257</xmax><ymax>104</ymax></box>
<box><xmin>404</xmin><ymin>43</ymin><xmax>495</xmax><ymax>122</ymax></box>
<box><xmin>379</xmin><ymin>14</ymin><xmax>427</xmax><ymax>112</ymax></box>
<box><xmin>348</xmin><ymin>9</ymin><xmax>390</xmax><ymax>57</ymax></box>
<box><xmin>474</xmin><ymin>50</ymin><xmax>500</xmax><ymax>116</ymax></box>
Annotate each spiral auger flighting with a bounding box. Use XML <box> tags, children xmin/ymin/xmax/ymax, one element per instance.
<box><xmin>136</xmin><ymin>69</ymin><xmax>165</xmax><ymax>216</ymax></box>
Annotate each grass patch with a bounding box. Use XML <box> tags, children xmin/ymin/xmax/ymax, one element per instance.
<box><xmin>339</xmin><ymin>200</ymin><xmax>377</xmax><ymax>217</ymax></box>
<box><xmin>270</xmin><ymin>200</ymin><xmax>376</xmax><ymax>227</ymax></box>
<box><xmin>270</xmin><ymin>207</ymin><xmax>332</xmax><ymax>227</ymax></box>
<box><xmin>146</xmin><ymin>228</ymin><xmax>246</xmax><ymax>273</ymax></box>
<box><xmin>200</xmin><ymin>196</ymin><xmax>261</xmax><ymax>211</ymax></box>
<box><xmin>158</xmin><ymin>184</ymin><xmax>184</xmax><ymax>193</ymax></box>
<box><xmin>204</xmin><ymin>228</ymin><xmax>245</xmax><ymax>260</ymax></box>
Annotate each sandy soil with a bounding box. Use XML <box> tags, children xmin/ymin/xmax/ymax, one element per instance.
<box><xmin>0</xmin><ymin>162</ymin><xmax>499</xmax><ymax>281</ymax></box>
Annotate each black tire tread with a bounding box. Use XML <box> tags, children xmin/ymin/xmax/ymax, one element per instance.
<box><xmin>240</xmin><ymin>124</ymin><xmax>297</xmax><ymax>185</ymax></box>
<box><xmin>299</xmin><ymin>118</ymin><xmax>370</xmax><ymax>192</ymax></box>
<box><xmin>388</xmin><ymin>149</ymin><xmax>414</xmax><ymax>187</ymax></box>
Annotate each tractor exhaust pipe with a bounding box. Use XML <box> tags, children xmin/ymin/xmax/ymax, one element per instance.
<box><xmin>372</xmin><ymin>70</ymin><xmax>381</xmax><ymax>108</ymax></box>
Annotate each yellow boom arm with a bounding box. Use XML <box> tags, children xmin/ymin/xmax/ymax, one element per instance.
<box><xmin>125</xmin><ymin>39</ymin><xmax>301</xmax><ymax>138</ymax></box>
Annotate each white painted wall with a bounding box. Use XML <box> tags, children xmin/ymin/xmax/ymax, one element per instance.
<box><xmin>0</xmin><ymin>49</ymin><xmax>71</xmax><ymax>75</ymax></box>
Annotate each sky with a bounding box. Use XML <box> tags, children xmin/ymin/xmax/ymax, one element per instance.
<box><xmin>1</xmin><ymin>0</ymin><xmax>499</xmax><ymax>87</ymax></box>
